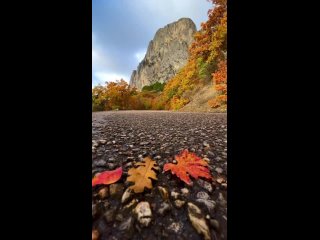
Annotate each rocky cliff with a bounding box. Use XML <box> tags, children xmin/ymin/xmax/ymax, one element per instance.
<box><xmin>130</xmin><ymin>18</ymin><xmax>197</xmax><ymax>90</ymax></box>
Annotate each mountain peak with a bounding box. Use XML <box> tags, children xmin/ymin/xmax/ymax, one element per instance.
<box><xmin>130</xmin><ymin>18</ymin><xmax>197</xmax><ymax>90</ymax></box>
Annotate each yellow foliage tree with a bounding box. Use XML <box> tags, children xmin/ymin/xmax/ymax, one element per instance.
<box><xmin>161</xmin><ymin>0</ymin><xmax>227</xmax><ymax>110</ymax></box>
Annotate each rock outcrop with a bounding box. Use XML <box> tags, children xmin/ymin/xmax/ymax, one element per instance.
<box><xmin>130</xmin><ymin>18</ymin><xmax>196</xmax><ymax>90</ymax></box>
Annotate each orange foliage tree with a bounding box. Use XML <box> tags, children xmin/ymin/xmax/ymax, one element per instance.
<box><xmin>162</xmin><ymin>0</ymin><xmax>227</xmax><ymax>110</ymax></box>
<box><xmin>208</xmin><ymin>60</ymin><xmax>227</xmax><ymax>108</ymax></box>
<box><xmin>92</xmin><ymin>79</ymin><xmax>138</xmax><ymax>111</ymax></box>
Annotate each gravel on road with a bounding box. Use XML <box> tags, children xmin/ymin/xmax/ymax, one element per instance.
<box><xmin>92</xmin><ymin>110</ymin><xmax>227</xmax><ymax>240</ymax></box>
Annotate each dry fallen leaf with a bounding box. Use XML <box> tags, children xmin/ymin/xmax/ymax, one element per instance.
<box><xmin>164</xmin><ymin>149</ymin><xmax>213</xmax><ymax>185</ymax></box>
<box><xmin>92</xmin><ymin>167</ymin><xmax>122</xmax><ymax>187</ymax></box>
<box><xmin>126</xmin><ymin>157</ymin><xmax>159</xmax><ymax>193</ymax></box>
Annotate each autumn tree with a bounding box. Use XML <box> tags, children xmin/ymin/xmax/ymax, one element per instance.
<box><xmin>105</xmin><ymin>79</ymin><xmax>132</xmax><ymax>110</ymax></box>
<box><xmin>161</xmin><ymin>0</ymin><xmax>227</xmax><ymax>110</ymax></box>
<box><xmin>208</xmin><ymin>60</ymin><xmax>227</xmax><ymax>108</ymax></box>
<box><xmin>92</xmin><ymin>79</ymin><xmax>138</xmax><ymax>111</ymax></box>
<box><xmin>92</xmin><ymin>85</ymin><xmax>109</xmax><ymax>111</ymax></box>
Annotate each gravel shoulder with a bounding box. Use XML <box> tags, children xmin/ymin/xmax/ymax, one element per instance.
<box><xmin>92</xmin><ymin>111</ymin><xmax>227</xmax><ymax>240</ymax></box>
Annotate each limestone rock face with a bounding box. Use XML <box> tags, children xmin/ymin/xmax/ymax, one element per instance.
<box><xmin>130</xmin><ymin>18</ymin><xmax>196</xmax><ymax>90</ymax></box>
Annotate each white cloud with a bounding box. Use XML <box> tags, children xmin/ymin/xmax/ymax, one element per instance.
<box><xmin>127</xmin><ymin>0</ymin><xmax>211</xmax><ymax>29</ymax></box>
<box><xmin>93</xmin><ymin>33</ymin><xmax>122</xmax><ymax>87</ymax></box>
<box><xmin>92</xmin><ymin>32</ymin><xmax>112</xmax><ymax>70</ymax></box>
<box><xmin>94</xmin><ymin>71</ymin><xmax>130</xmax><ymax>85</ymax></box>
<box><xmin>92</xmin><ymin>49</ymin><xmax>99</xmax><ymax>63</ymax></box>
<box><xmin>135</xmin><ymin>50</ymin><xmax>146</xmax><ymax>62</ymax></box>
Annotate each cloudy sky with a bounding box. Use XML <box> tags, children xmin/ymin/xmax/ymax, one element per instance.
<box><xmin>92</xmin><ymin>0</ymin><xmax>212</xmax><ymax>87</ymax></box>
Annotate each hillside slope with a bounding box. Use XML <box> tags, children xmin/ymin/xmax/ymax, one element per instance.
<box><xmin>178</xmin><ymin>83</ymin><xmax>225</xmax><ymax>112</ymax></box>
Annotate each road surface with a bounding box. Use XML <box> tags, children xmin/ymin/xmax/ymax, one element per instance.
<box><xmin>92</xmin><ymin>111</ymin><xmax>227</xmax><ymax>240</ymax></box>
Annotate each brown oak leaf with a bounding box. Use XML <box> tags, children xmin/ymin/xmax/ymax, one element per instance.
<box><xmin>126</xmin><ymin>157</ymin><xmax>159</xmax><ymax>193</ymax></box>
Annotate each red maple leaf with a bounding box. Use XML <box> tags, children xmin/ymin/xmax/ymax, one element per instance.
<box><xmin>92</xmin><ymin>167</ymin><xmax>122</xmax><ymax>187</ymax></box>
<box><xmin>164</xmin><ymin>150</ymin><xmax>213</xmax><ymax>185</ymax></box>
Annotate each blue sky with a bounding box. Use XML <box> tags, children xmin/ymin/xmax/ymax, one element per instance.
<box><xmin>92</xmin><ymin>0</ymin><xmax>212</xmax><ymax>87</ymax></box>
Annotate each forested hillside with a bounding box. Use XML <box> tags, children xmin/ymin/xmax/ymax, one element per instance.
<box><xmin>92</xmin><ymin>0</ymin><xmax>227</xmax><ymax>112</ymax></box>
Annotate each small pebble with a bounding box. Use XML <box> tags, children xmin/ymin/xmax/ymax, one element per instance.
<box><xmin>181</xmin><ymin>188</ymin><xmax>189</xmax><ymax>196</ymax></box>
<box><xmin>174</xmin><ymin>199</ymin><xmax>186</xmax><ymax>208</ymax></box>
<box><xmin>98</xmin><ymin>187</ymin><xmax>109</xmax><ymax>199</ymax></box>
<box><xmin>171</xmin><ymin>191</ymin><xmax>180</xmax><ymax>199</ymax></box>
<box><xmin>92</xmin><ymin>229</ymin><xmax>99</xmax><ymax>240</ymax></box>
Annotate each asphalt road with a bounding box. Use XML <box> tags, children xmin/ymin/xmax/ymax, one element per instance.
<box><xmin>92</xmin><ymin>111</ymin><xmax>227</xmax><ymax>240</ymax></box>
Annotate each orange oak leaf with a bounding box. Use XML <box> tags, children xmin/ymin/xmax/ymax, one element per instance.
<box><xmin>92</xmin><ymin>167</ymin><xmax>122</xmax><ymax>187</ymax></box>
<box><xmin>164</xmin><ymin>150</ymin><xmax>213</xmax><ymax>185</ymax></box>
<box><xmin>126</xmin><ymin>157</ymin><xmax>159</xmax><ymax>193</ymax></box>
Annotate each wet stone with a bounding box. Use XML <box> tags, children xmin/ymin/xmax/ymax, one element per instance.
<box><xmin>174</xmin><ymin>200</ymin><xmax>186</xmax><ymax>208</ymax></box>
<box><xmin>158</xmin><ymin>186</ymin><xmax>169</xmax><ymax>200</ymax></box>
<box><xmin>92</xmin><ymin>204</ymin><xmax>98</xmax><ymax>219</ymax></box>
<box><xmin>104</xmin><ymin>208</ymin><xmax>117</xmax><ymax>223</ymax></box>
<box><xmin>218</xmin><ymin>193</ymin><xmax>227</xmax><ymax>208</ymax></box>
<box><xmin>108</xmin><ymin>163</ymin><xmax>116</xmax><ymax>169</ymax></box>
<box><xmin>122</xmin><ymin>199</ymin><xmax>138</xmax><ymax>211</ymax></box>
<box><xmin>216</xmin><ymin>177</ymin><xmax>225</xmax><ymax>184</ymax></box>
<box><xmin>197</xmin><ymin>179</ymin><xmax>213</xmax><ymax>193</ymax></box>
<box><xmin>196</xmin><ymin>191</ymin><xmax>210</xmax><ymax>200</ymax></box>
<box><xmin>115</xmin><ymin>213</ymin><xmax>124</xmax><ymax>221</ymax></box>
<box><xmin>187</xmin><ymin>202</ymin><xmax>211</xmax><ymax>240</ymax></box>
<box><xmin>103</xmin><ymin>201</ymin><xmax>110</xmax><ymax>209</ymax></box>
<box><xmin>210</xmin><ymin>219</ymin><xmax>220</xmax><ymax>231</ymax></box>
<box><xmin>93</xmin><ymin>159</ymin><xmax>106</xmax><ymax>167</ymax></box>
<box><xmin>215</xmin><ymin>167</ymin><xmax>223</xmax><ymax>174</ymax></box>
<box><xmin>125</xmin><ymin>162</ymin><xmax>133</xmax><ymax>168</ymax></box>
<box><xmin>168</xmin><ymin>221</ymin><xmax>183</xmax><ymax>234</ymax></box>
<box><xmin>203</xmin><ymin>141</ymin><xmax>210</xmax><ymax>147</ymax></box>
<box><xmin>181</xmin><ymin>188</ymin><xmax>189</xmax><ymax>196</ymax></box>
<box><xmin>134</xmin><ymin>201</ymin><xmax>152</xmax><ymax>227</ymax></box>
<box><xmin>119</xmin><ymin>216</ymin><xmax>134</xmax><ymax>231</ymax></box>
<box><xmin>170</xmin><ymin>191</ymin><xmax>180</xmax><ymax>199</ymax></box>
<box><xmin>221</xmin><ymin>183</ymin><xmax>227</xmax><ymax>189</ymax></box>
<box><xmin>92</xmin><ymin>229</ymin><xmax>99</xmax><ymax>240</ymax></box>
<box><xmin>207</xmin><ymin>151</ymin><xmax>215</xmax><ymax>157</ymax></box>
<box><xmin>109</xmin><ymin>183</ymin><xmax>124</xmax><ymax>197</ymax></box>
<box><xmin>98</xmin><ymin>187</ymin><xmax>109</xmax><ymax>199</ymax></box>
<box><xmin>121</xmin><ymin>188</ymin><xmax>134</xmax><ymax>204</ymax></box>
<box><xmin>158</xmin><ymin>202</ymin><xmax>171</xmax><ymax>216</ymax></box>
<box><xmin>196</xmin><ymin>199</ymin><xmax>216</xmax><ymax>212</ymax></box>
